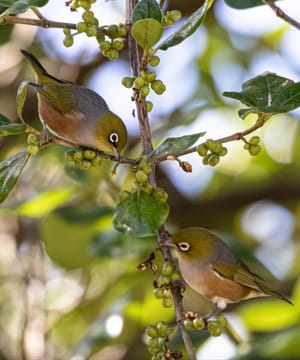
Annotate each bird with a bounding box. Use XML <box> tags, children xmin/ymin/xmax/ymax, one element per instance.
<box><xmin>170</xmin><ymin>227</ymin><xmax>292</xmax><ymax>315</ymax></box>
<box><xmin>20</xmin><ymin>49</ymin><xmax>127</xmax><ymax>158</ymax></box>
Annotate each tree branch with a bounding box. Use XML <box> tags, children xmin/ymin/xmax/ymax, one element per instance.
<box><xmin>262</xmin><ymin>0</ymin><xmax>300</xmax><ymax>31</ymax></box>
<box><xmin>126</xmin><ymin>1</ymin><xmax>197</xmax><ymax>359</ymax></box>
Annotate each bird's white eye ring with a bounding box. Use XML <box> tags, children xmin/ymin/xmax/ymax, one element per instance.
<box><xmin>109</xmin><ymin>132</ymin><xmax>119</xmax><ymax>145</ymax></box>
<box><xmin>178</xmin><ymin>242</ymin><xmax>190</xmax><ymax>252</ymax></box>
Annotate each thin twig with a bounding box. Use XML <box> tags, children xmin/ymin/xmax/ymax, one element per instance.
<box><xmin>155</xmin><ymin>113</ymin><xmax>271</xmax><ymax>164</ymax></box>
<box><xmin>262</xmin><ymin>0</ymin><xmax>300</xmax><ymax>31</ymax></box>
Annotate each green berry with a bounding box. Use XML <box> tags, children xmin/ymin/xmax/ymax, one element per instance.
<box><xmin>147</xmin><ymin>338</ymin><xmax>160</xmax><ymax>354</ymax></box>
<box><xmin>207</xmin><ymin>320</ymin><xmax>222</xmax><ymax>337</ymax></box>
<box><xmin>170</xmin><ymin>10</ymin><xmax>182</xmax><ymax>21</ymax></box>
<box><xmin>140</xmin><ymin>85</ymin><xmax>150</xmax><ymax>97</ymax></box>
<box><xmin>197</xmin><ymin>143</ymin><xmax>208</xmax><ymax>157</ymax></box>
<box><xmin>157</xmin><ymin>274</ymin><xmax>170</xmax><ymax>286</ymax></box>
<box><xmin>73</xmin><ymin>151</ymin><xmax>84</xmax><ymax>161</ymax></box>
<box><xmin>112</xmin><ymin>39</ymin><xmax>124</xmax><ymax>51</ymax></box>
<box><xmin>122</xmin><ymin>77</ymin><xmax>134</xmax><ymax>88</ymax></box>
<box><xmin>249</xmin><ymin>135</ymin><xmax>260</xmax><ymax>145</ymax></box>
<box><xmin>146</xmin><ymin>325</ymin><xmax>158</xmax><ymax>338</ymax></box>
<box><xmin>99</xmin><ymin>41</ymin><xmax>111</xmax><ymax>52</ymax></box>
<box><xmin>107</xmin><ymin>49</ymin><xmax>119</xmax><ymax>61</ymax></box>
<box><xmin>153</xmin><ymin>287</ymin><xmax>164</xmax><ymax>299</ymax></box>
<box><xmin>163</xmin><ymin>288</ymin><xmax>172</xmax><ymax>298</ymax></box>
<box><xmin>152</xmin><ymin>187</ymin><xmax>168</xmax><ymax>203</ymax></box>
<box><xmin>146</xmin><ymin>101</ymin><xmax>153</xmax><ymax>112</ymax></box>
<box><xmin>205</xmin><ymin>139</ymin><xmax>222</xmax><ymax>153</ymax></box>
<box><xmin>164</xmin><ymin>18</ymin><xmax>174</xmax><ymax>27</ymax></box>
<box><xmin>183</xmin><ymin>318</ymin><xmax>194</xmax><ymax>331</ymax></box>
<box><xmin>119</xmin><ymin>190</ymin><xmax>131</xmax><ymax>202</ymax></box>
<box><xmin>216</xmin><ymin>314</ymin><xmax>228</xmax><ymax>328</ymax></box>
<box><xmin>149</xmin><ymin>55</ymin><xmax>160</xmax><ymax>67</ymax></box>
<box><xmin>63</xmin><ymin>28</ymin><xmax>71</xmax><ymax>36</ymax></box>
<box><xmin>219</xmin><ymin>146</ymin><xmax>228</xmax><ymax>157</ymax></box>
<box><xmin>64</xmin><ymin>150</ymin><xmax>76</xmax><ymax>161</ymax></box>
<box><xmin>117</xmin><ymin>24</ymin><xmax>127</xmax><ymax>37</ymax></box>
<box><xmin>76</xmin><ymin>21</ymin><xmax>87</xmax><ymax>33</ymax></box>
<box><xmin>27</xmin><ymin>144</ymin><xmax>39</xmax><ymax>156</ymax></box>
<box><xmin>83</xmin><ymin>149</ymin><xmax>96</xmax><ymax>160</ymax></box>
<box><xmin>96</xmin><ymin>33</ymin><xmax>105</xmax><ymax>43</ymax></box>
<box><xmin>91</xmin><ymin>155</ymin><xmax>102</xmax><ymax>167</ymax></box>
<box><xmin>193</xmin><ymin>317</ymin><xmax>205</xmax><ymax>330</ymax></box>
<box><xmin>202</xmin><ymin>154</ymin><xmax>209</xmax><ymax>165</ymax></box>
<box><xmin>63</xmin><ymin>35</ymin><xmax>74</xmax><ymax>47</ymax></box>
<box><xmin>107</xmin><ymin>24</ymin><xmax>119</xmax><ymax>38</ymax></box>
<box><xmin>156</xmin><ymin>321</ymin><xmax>168</xmax><ymax>337</ymax></box>
<box><xmin>151</xmin><ymin>80</ymin><xmax>166</xmax><ymax>95</ymax></box>
<box><xmin>162</xmin><ymin>297</ymin><xmax>173</xmax><ymax>308</ymax></box>
<box><xmin>82</xmin><ymin>10</ymin><xmax>94</xmax><ymax>23</ymax></box>
<box><xmin>80</xmin><ymin>159</ymin><xmax>92</xmax><ymax>169</ymax></box>
<box><xmin>141</xmin><ymin>163</ymin><xmax>152</xmax><ymax>175</ymax></box>
<box><xmin>86</xmin><ymin>25</ymin><xmax>97</xmax><ymax>37</ymax></box>
<box><xmin>207</xmin><ymin>153</ymin><xmax>220</xmax><ymax>166</ymax></box>
<box><xmin>134</xmin><ymin>76</ymin><xmax>145</xmax><ymax>89</ymax></box>
<box><xmin>142</xmin><ymin>183</ymin><xmax>153</xmax><ymax>194</ymax></box>
<box><xmin>135</xmin><ymin>169</ymin><xmax>148</xmax><ymax>183</ymax></box>
<box><xmin>243</xmin><ymin>143</ymin><xmax>250</xmax><ymax>150</ymax></box>
<box><xmin>79</xmin><ymin>0</ymin><xmax>90</xmax><ymax>10</ymax></box>
<box><xmin>249</xmin><ymin>144</ymin><xmax>261</xmax><ymax>156</ymax></box>
<box><xmin>170</xmin><ymin>271</ymin><xmax>181</xmax><ymax>281</ymax></box>
<box><xmin>162</xmin><ymin>261</ymin><xmax>175</xmax><ymax>276</ymax></box>
<box><xmin>27</xmin><ymin>133</ymin><xmax>39</xmax><ymax>145</ymax></box>
<box><xmin>145</xmin><ymin>71</ymin><xmax>156</xmax><ymax>83</ymax></box>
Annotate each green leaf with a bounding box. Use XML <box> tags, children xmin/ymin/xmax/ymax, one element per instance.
<box><xmin>113</xmin><ymin>189</ymin><xmax>169</xmax><ymax>237</ymax></box>
<box><xmin>0</xmin><ymin>151</ymin><xmax>30</xmax><ymax>203</ymax></box>
<box><xmin>148</xmin><ymin>132</ymin><xmax>205</xmax><ymax>160</ymax></box>
<box><xmin>0</xmin><ymin>114</ymin><xmax>27</xmax><ymax>135</ymax></box>
<box><xmin>16</xmin><ymin>188</ymin><xmax>74</xmax><ymax>217</ymax></box>
<box><xmin>16</xmin><ymin>80</ymin><xmax>29</xmax><ymax>124</ymax></box>
<box><xmin>158</xmin><ymin>0</ymin><xmax>213</xmax><ymax>51</ymax></box>
<box><xmin>131</xmin><ymin>18</ymin><xmax>163</xmax><ymax>50</ymax></box>
<box><xmin>132</xmin><ymin>0</ymin><xmax>162</xmax><ymax>24</ymax></box>
<box><xmin>224</xmin><ymin>0</ymin><xmax>280</xmax><ymax>9</ymax></box>
<box><xmin>223</xmin><ymin>72</ymin><xmax>300</xmax><ymax>119</ymax></box>
<box><xmin>0</xmin><ymin>0</ymin><xmax>48</xmax><ymax>18</ymax></box>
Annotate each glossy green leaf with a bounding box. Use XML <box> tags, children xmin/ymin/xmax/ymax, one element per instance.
<box><xmin>223</xmin><ymin>72</ymin><xmax>300</xmax><ymax>118</ymax></box>
<box><xmin>158</xmin><ymin>0</ymin><xmax>214</xmax><ymax>51</ymax></box>
<box><xmin>0</xmin><ymin>151</ymin><xmax>30</xmax><ymax>203</ymax></box>
<box><xmin>0</xmin><ymin>0</ymin><xmax>48</xmax><ymax>18</ymax></box>
<box><xmin>0</xmin><ymin>114</ymin><xmax>27</xmax><ymax>135</ymax></box>
<box><xmin>113</xmin><ymin>189</ymin><xmax>169</xmax><ymax>237</ymax></box>
<box><xmin>132</xmin><ymin>0</ymin><xmax>162</xmax><ymax>24</ymax></box>
<box><xmin>16</xmin><ymin>80</ymin><xmax>29</xmax><ymax>124</ymax></box>
<box><xmin>131</xmin><ymin>18</ymin><xmax>163</xmax><ymax>50</ymax></box>
<box><xmin>225</xmin><ymin>0</ymin><xmax>280</xmax><ymax>9</ymax></box>
<box><xmin>148</xmin><ymin>132</ymin><xmax>205</xmax><ymax>160</ymax></box>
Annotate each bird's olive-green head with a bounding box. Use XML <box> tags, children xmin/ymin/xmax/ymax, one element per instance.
<box><xmin>172</xmin><ymin>227</ymin><xmax>220</xmax><ymax>262</ymax></box>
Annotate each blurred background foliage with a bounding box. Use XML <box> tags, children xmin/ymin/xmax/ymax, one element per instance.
<box><xmin>0</xmin><ymin>0</ymin><xmax>300</xmax><ymax>359</ymax></box>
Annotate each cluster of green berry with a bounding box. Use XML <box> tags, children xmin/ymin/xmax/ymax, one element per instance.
<box><xmin>243</xmin><ymin>135</ymin><xmax>261</xmax><ymax>156</ymax></box>
<box><xmin>64</xmin><ymin>1</ymin><xmax>127</xmax><ymax>61</ymax></box>
<box><xmin>183</xmin><ymin>313</ymin><xmax>227</xmax><ymax>337</ymax></box>
<box><xmin>122</xmin><ymin>62</ymin><xmax>165</xmax><ymax>112</ymax></box>
<box><xmin>153</xmin><ymin>261</ymin><xmax>181</xmax><ymax>309</ymax></box>
<box><xmin>145</xmin><ymin>321</ymin><xmax>180</xmax><ymax>360</ymax></box>
<box><xmin>27</xmin><ymin>133</ymin><xmax>40</xmax><ymax>156</ymax></box>
<box><xmin>64</xmin><ymin>148</ymin><xmax>102</xmax><ymax>169</ymax></box>
<box><xmin>197</xmin><ymin>139</ymin><xmax>228</xmax><ymax>167</ymax></box>
<box><xmin>162</xmin><ymin>10</ymin><xmax>182</xmax><ymax>27</ymax></box>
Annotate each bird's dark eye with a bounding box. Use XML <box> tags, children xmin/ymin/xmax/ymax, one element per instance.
<box><xmin>178</xmin><ymin>242</ymin><xmax>190</xmax><ymax>252</ymax></box>
<box><xmin>109</xmin><ymin>132</ymin><xmax>119</xmax><ymax>145</ymax></box>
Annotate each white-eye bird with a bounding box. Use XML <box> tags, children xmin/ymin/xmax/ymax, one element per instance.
<box><xmin>21</xmin><ymin>49</ymin><xmax>127</xmax><ymax>158</ymax></box>
<box><xmin>171</xmin><ymin>227</ymin><xmax>292</xmax><ymax>313</ymax></box>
